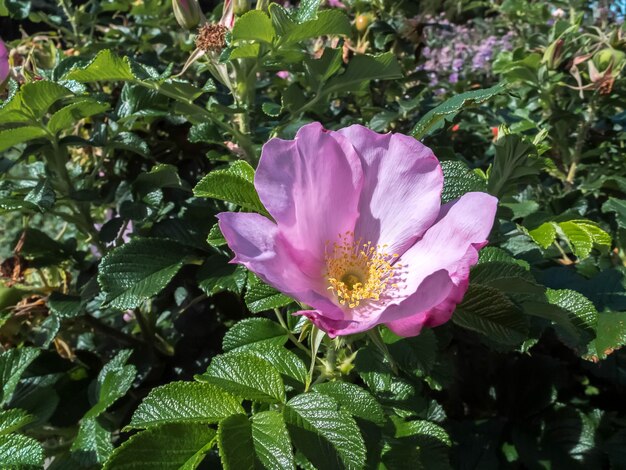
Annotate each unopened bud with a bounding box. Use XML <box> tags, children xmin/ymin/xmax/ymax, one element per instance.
<box><xmin>234</xmin><ymin>0</ymin><xmax>251</xmax><ymax>15</ymax></box>
<box><xmin>594</xmin><ymin>47</ymin><xmax>626</xmax><ymax>72</ymax></box>
<box><xmin>196</xmin><ymin>23</ymin><xmax>228</xmax><ymax>53</ymax></box>
<box><xmin>0</xmin><ymin>38</ymin><xmax>9</xmax><ymax>91</ymax></box>
<box><xmin>172</xmin><ymin>0</ymin><xmax>203</xmax><ymax>31</ymax></box>
<box><xmin>542</xmin><ymin>38</ymin><xmax>565</xmax><ymax>69</ymax></box>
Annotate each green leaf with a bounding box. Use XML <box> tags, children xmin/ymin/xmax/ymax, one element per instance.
<box><xmin>0</xmin><ymin>433</ymin><xmax>44</xmax><ymax>467</ymax></box>
<box><xmin>48</xmin><ymin>99</ymin><xmax>110</xmax><ymax>134</ymax></box>
<box><xmin>217</xmin><ymin>414</ymin><xmax>255</xmax><ymax>470</ymax></box>
<box><xmin>103</xmin><ymin>424</ymin><xmax>216</xmax><ymax>470</ymax></box>
<box><xmin>283</xmin><ymin>393</ymin><xmax>366</xmax><ymax>470</ymax></box>
<box><xmin>245</xmin><ymin>273</ymin><xmax>293</xmax><ymax>313</ymax></box>
<box><xmin>587</xmin><ymin>311</ymin><xmax>626</xmax><ymax>360</ymax></box>
<box><xmin>98</xmin><ymin>238</ymin><xmax>191</xmax><ymax>310</ymax></box>
<box><xmin>24</xmin><ymin>179</ymin><xmax>56</xmax><ymax>212</ymax></box>
<box><xmin>546</xmin><ymin>288</ymin><xmax>598</xmax><ymax>335</ymax></box>
<box><xmin>128</xmin><ymin>382</ymin><xmax>244</xmax><ymax>429</ymax></box>
<box><xmin>0</xmin><ymin>347</ymin><xmax>40</xmax><ymax>406</ymax></box>
<box><xmin>84</xmin><ymin>350</ymin><xmax>136</xmax><ymax>419</ymax></box>
<box><xmin>231</xmin><ymin>10</ymin><xmax>275</xmax><ymax>44</ymax></box>
<box><xmin>71</xmin><ymin>417</ymin><xmax>113</xmax><ymax>466</ymax></box>
<box><xmin>325</xmin><ymin>52</ymin><xmax>402</xmax><ymax>95</ymax></box>
<box><xmin>453</xmin><ymin>284</ymin><xmax>529</xmax><ymax>346</ymax></box>
<box><xmin>412</xmin><ymin>83</ymin><xmax>506</xmax><ymax>139</ymax></box>
<box><xmin>197</xmin><ymin>255</ymin><xmax>247</xmax><ymax>296</ymax></box>
<box><xmin>602</xmin><ymin>197</ymin><xmax>626</xmax><ymax>229</ymax></box>
<box><xmin>559</xmin><ymin>220</ymin><xmax>611</xmax><ymax>259</ymax></box>
<box><xmin>295</xmin><ymin>0</ymin><xmax>322</xmax><ymax>22</ymax></box>
<box><xmin>48</xmin><ymin>293</ymin><xmax>83</xmax><ymax>318</ymax></box>
<box><xmin>528</xmin><ymin>222</ymin><xmax>557</xmax><ymax>249</ymax></box>
<box><xmin>63</xmin><ymin>49</ymin><xmax>138</xmax><ymax>82</ymax></box>
<box><xmin>312</xmin><ymin>382</ymin><xmax>385</xmax><ymax>425</ymax></box>
<box><xmin>271</xmin><ymin>6</ymin><xmax>351</xmax><ymax>45</ymax></box>
<box><xmin>199</xmin><ymin>353</ymin><xmax>286</xmax><ymax>403</ymax></box>
<box><xmin>0</xmin><ymin>408</ymin><xmax>33</xmax><ymax>435</ymax></box>
<box><xmin>222</xmin><ymin>317</ymin><xmax>288</xmax><ymax>352</ymax></box>
<box><xmin>207</xmin><ymin>223</ymin><xmax>227</xmax><ymax>247</ymax></box>
<box><xmin>0</xmin><ymin>126</ymin><xmax>48</xmax><ymax>152</ymax></box>
<box><xmin>193</xmin><ymin>161</ymin><xmax>267</xmax><ymax>214</ymax></box>
<box><xmin>440</xmin><ymin>161</ymin><xmax>487</xmax><ymax>203</ymax></box>
<box><xmin>0</xmin><ymin>81</ymin><xmax>74</xmax><ymax>124</ymax></box>
<box><xmin>133</xmin><ymin>163</ymin><xmax>185</xmax><ymax>197</ymax></box>
<box><xmin>488</xmin><ymin>134</ymin><xmax>541</xmax><ymax>197</ymax></box>
<box><xmin>392</xmin><ymin>418</ymin><xmax>451</xmax><ymax>470</ymax></box>
<box><xmin>252</xmin><ymin>411</ymin><xmax>295</xmax><ymax>470</ymax></box>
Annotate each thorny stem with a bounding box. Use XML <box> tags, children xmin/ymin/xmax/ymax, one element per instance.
<box><xmin>566</xmin><ymin>97</ymin><xmax>597</xmax><ymax>185</ymax></box>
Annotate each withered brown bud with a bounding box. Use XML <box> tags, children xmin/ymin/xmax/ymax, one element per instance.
<box><xmin>196</xmin><ymin>23</ymin><xmax>228</xmax><ymax>53</ymax></box>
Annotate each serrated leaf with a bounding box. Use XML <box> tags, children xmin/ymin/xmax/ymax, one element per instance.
<box><xmin>546</xmin><ymin>288</ymin><xmax>598</xmax><ymax>334</ymax></box>
<box><xmin>197</xmin><ymin>255</ymin><xmax>247</xmax><ymax>296</ymax></box>
<box><xmin>222</xmin><ymin>318</ymin><xmax>288</xmax><ymax>352</ymax></box>
<box><xmin>602</xmin><ymin>197</ymin><xmax>626</xmax><ymax>229</ymax></box>
<box><xmin>0</xmin><ymin>347</ymin><xmax>40</xmax><ymax>406</ymax></box>
<box><xmin>392</xmin><ymin>418</ymin><xmax>451</xmax><ymax>470</ymax></box>
<box><xmin>217</xmin><ymin>414</ymin><xmax>255</xmax><ymax>470</ymax></box>
<box><xmin>63</xmin><ymin>49</ymin><xmax>138</xmax><ymax>82</ymax></box>
<box><xmin>0</xmin><ymin>81</ymin><xmax>74</xmax><ymax>124</ymax></box>
<box><xmin>0</xmin><ymin>126</ymin><xmax>48</xmax><ymax>152</ymax></box>
<box><xmin>84</xmin><ymin>350</ymin><xmax>136</xmax><ymax>419</ymax></box>
<box><xmin>313</xmin><ymin>382</ymin><xmax>385</xmax><ymax>425</ymax></box>
<box><xmin>587</xmin><ymin>311</ymin><xmax>626</xmax><ymax>360</ymax></box>
<box><xmin>559</xmin><ymin>220</ymin><xmax>611</xmax><ymax>259</ymax></box>
<box><xmin>488</xmin><ymin>134</ymin><xmax>540</xmax><ymax>197</ymax></box>
<box><xmin>98</xmin><ymin>238</ymin><xmax>191</xmax><ymax>310</ymax></box>
<box><xmin>440</xmin><ymin>161</ymin><xmax>487</xmax><ymax>203</ymax></box>
<box><xmin>283</xmin><ymin>393</ymin><xmax>366</xmax><ymax>470</ymax></box>
<box><xmin>193</xmin><ymin>161</ymin><xmax>267</xmax><ymax>214</ymax></box>
<box><xmin>0</xmin><ymin>433</ymin><xmax>44</xmax><ymax>467</ymax></box>
<box><xmin>325</xmin><ymin>52</ymin><xmax>402</xmax><ymax>95</ymax></box>
<box><xmin>48</xmin><ymin>293</ymin><xmax>83</xmax><ymax>318</ymax></box>
<box><xmin>71</xmin><ymin>417</ymin><xmax>113</xmax><ymax>466</ymax></box>
<box><xmin>232</xmin><ymin>10</ymin><xmax>275</xmax><ymax>44</ymax></box>
<box><xmin>453</xmin><ymin>284</ymin><xmax>529</xmax><ymax>345</ymax></box>
<box><xmin>48</xmin><ymin>99</ymin><xmax>109</xmax><ymax>133</ymax></box>
<box><xmin>133</xmin><ymin>163</ymin><xmax>185</xmax><ymax>197</ymax></box>
<box><xmin>23</xmin><ymin>179</ymin><xmax>55</xmax><ymax>211</ymax></box>
<box><xmin>0</xmin><ymin>409</ymin><xmax>33</xmax><ymax>435</ymax></box>
<box><xmin>412</xmin><ymin>83</ymin><xmax>506</xmax><ymax>139</ymax></box>
<box><xmin>103</xmin><ymin>424</ymin><xmax>216</xmax><ymax>470</ymax></box>
<box><xmin>245</xmin><ymin>273</ymin><xmax>293</xmax><ymax>313</ymax></box>
<box><xmin>207</xmin><ymin>222</ymin><xmax>227</xmax><ymax>247</ymax></box>
<box><xmin>252</xmin><ymin>411</ymin><xmax>295</xmax><ymax>470</ymax></box>
<box><xmin>199</xmin><ymin>353</ymin><xmax>286</xmax><ymax>403</ymax></box>
<box><xmin>528</xmin><ymin>222</ymin><xmax>557</xmax><ymax>249</ymax></box>
<box><xmin>271</xmin><ymin>6</ymin><xmax>351</xmax><ymax>45</ymax></box>
<box><xmin>129</xmin><ymin>382</ymin><xmax>244</xmax><ymax>429</ymax></box>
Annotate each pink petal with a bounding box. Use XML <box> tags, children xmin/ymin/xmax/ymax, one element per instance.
<box><xmin>383</xmin><ymin>192</ymin><xmax>498</xmax><ymax>336</ymax></box>
<box><xmin>255</xmin><ymin>122</ymin><xmax>363</xmax><ymax>266</ymax></box>
<box><xmin>336</xmin><ymin>125</ymin><xmax>443</xmax><ymax>256</ymax></box>
<box><xmin>298</xmin><ymin>269</ymin><xmax>453</xmax><ymax>337</ymax></box>
<box><xmin>0</xmin><ymin>39</ymin><xmax>9</xmax><ymax>84</ymax></box>
<box><xmin>218</xmin><ymin>212</ymin><xmax>341</xmax><ymax>317</ymax></box>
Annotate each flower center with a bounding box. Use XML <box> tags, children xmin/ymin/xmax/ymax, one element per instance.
<box><xmin>325</xmin><ymin>231</ymin><xmax>400</xmax><ymax>309</ymax></box>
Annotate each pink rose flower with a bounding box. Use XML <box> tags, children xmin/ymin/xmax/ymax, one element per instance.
<box><xmin>0</xmin><ymin>38</ymin><xmax>10</xmax><ymax>86</ymax></box>
<box><xmin>218</xmin><ymin>123</ymin><xmax>498</xmax><ymax>337</ymax></box>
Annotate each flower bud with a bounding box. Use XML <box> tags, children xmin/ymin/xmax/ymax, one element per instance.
<box><xmin>0</xmin><ymin>38</ymin><xmax>9</xmax><ymax>91</ymax></box>
<box><xmin>233</xmin><ymin>0</ymin><xmax>251</xmax><ymax>15</ymax></box>
<box><xmin>542</xmin><ymin>38</ymin><xmax>565</xmax><ymax>69</ymax></box>
<box><xmin>355</xmin><ymin>13</ymin><xmax>374</xmax><ymax>33</ymax></box>
<box><xmin>594</xmin><ymin>47</ymin><xmax>626</xmax><ymax>72</ymax></box>
<box><xmin>172</xmin><ymin>0</ymin><xmax>203</xmax><ymax>31</ymax></box>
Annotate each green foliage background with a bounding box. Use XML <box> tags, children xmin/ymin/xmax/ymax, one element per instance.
<box><xmin>1</xmin><ymin>0</ymin><xmax>626</xmax><ymax>468</ymax></box>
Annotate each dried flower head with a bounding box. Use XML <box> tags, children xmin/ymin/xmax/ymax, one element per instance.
<box><xmin>196</xmin><ymin>23</ymin><xmax>228</xmax><ymax>53</ymax></box>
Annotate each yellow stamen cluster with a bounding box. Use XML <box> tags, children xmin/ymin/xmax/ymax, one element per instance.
<box><xmin>325</xmin><ymin>231</ymin><xmax>400</xmax><ymax>309</ymax></box>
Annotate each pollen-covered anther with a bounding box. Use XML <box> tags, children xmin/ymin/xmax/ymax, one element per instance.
<box><xmin>325</xmin><ymin>231</ymin><xmax>400</xmax><ymax>308</ymax></box>
<box><xmin>196</xmin><ymin>23</ymin><xmax>227</xmax><ymax>52</ymax></box>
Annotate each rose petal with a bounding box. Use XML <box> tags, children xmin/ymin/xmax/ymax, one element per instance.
<box><xmin>218</xmin><ymin>212</ymin><xmax>341</xmax><ymax>317</ymax></box>
<box><xmin>255</xmin><ymin>122</ymin><xmax>363</xmax><ymax>266</ymax></box>
<box><xmin>337</xmin><ymin>125</ymin><xmax>443</xmax><ymax>255</ymax></box>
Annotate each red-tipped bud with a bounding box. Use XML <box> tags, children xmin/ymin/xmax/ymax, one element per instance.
<box><xmin>172</xmin><ymin>0</ymin><xmax>203</xmax><ymax>30</ymax></box>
